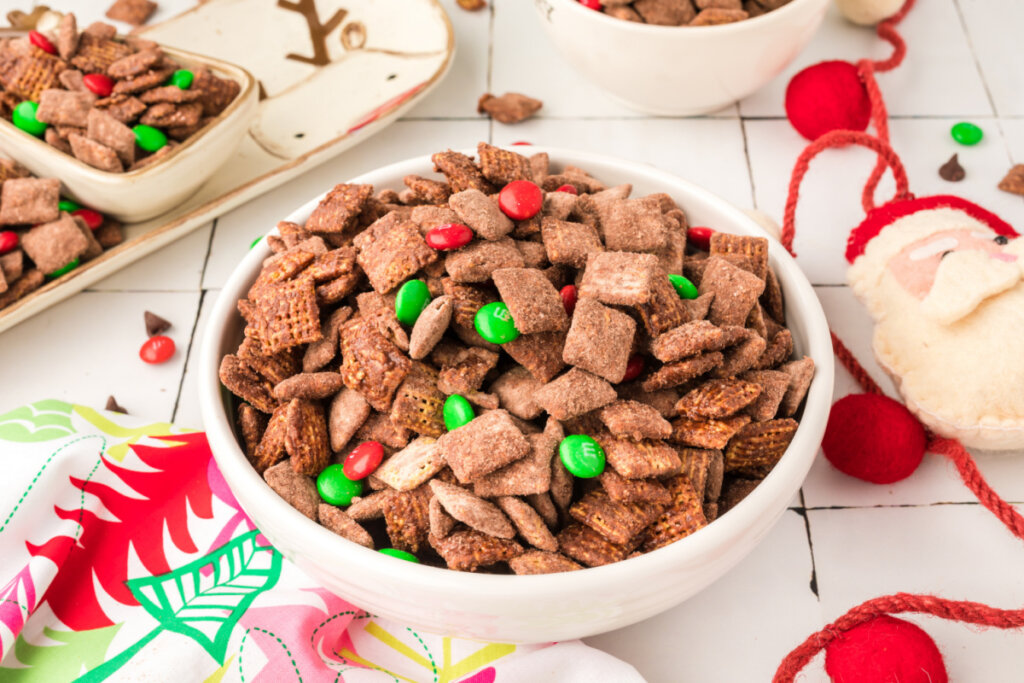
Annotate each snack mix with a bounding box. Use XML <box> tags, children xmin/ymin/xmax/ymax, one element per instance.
<box><xmin>219</xmin><ymin>142</ymin><xmax>815</xmax><ymax>574</ymax></box>
<box><xmin>587</xmin><ymin>0</ymin><xmax>793</xmax><ymax>26</ymax></box>
<box><xmin>0</xmin><ymin>13</ymin><xmax>240</xmax><ymax>172</ymax></box>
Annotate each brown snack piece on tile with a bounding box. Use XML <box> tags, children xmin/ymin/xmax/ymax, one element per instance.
<box><xmin>562</xmin><ymin>297</ymin><xmax>635</xmax><ymax>382</ymax></box>
<box><xmin>477</xmin><ymin>92</ymin><xmax>542</xmax><ymax>125</ymax></box>
<box><xmin>56</xmin><ymin>13</ymin><xmax>79</xmax><ymax>61</ymax></box>
<box><xmin>428</xmin><ymin>495</ymin><xmax>456</xmax><ymax>538</ymax></box>
<box><xmin>633</xmin><ymin>0</ymin><xmax>697</xmax><ymax>25</ymax></box>
<box><xmin>777</xmin><ymin>356</ymin><xmax>814</xmax><ymax>417</ymax></box>
<box><xmin>497</xmin><ymin>496</ymin><xmax>559</xmax><ymax>551</ymax></box>
<box><xmin>473</xmin><ymin>432</ymin><xmax>555</xmax><ymax>497</ymax></box>
<box><xmin>302</xmin><ymin>306</ymin><xmax>351</xmax><ymax>372</ymax></box>
<box><xmin>438</xmin><ymin>347</ymin><xmax>499</xmax><ymax>395</ymax></box>
<box><xmin>999</xmin><ymin>164</ymin><xmax>1024</xmax><ymax>196</ymax></box>
<box><xmin>490</xmin><ymin>366</ymin><xmax>543</xmax><ymax>420</ymax></box>
<box><xmin>701</xmin><ymin>257</ymin><xmax>765</xmax><ymax>326</ymax></box>
<box><xmin>319</xmin><ymin>504</ymin><xmax>374</xmax><ymax>548</ymax></box>
<box><xmin>36</xmin><ymin>89</ymin><xmax>93</xmax><ymax>127</ymax></box>
<box><xmin>719</xmin><ymin>476</ymin><xmax>761</xmax><ymax>514</ymax></box>
<box><xmin>409</xmin><ymin>295</ymin><xmax>452</xmax><ymax>360</ymax></box>
<box><xmin>353</xmin><ymin>217</ymin><xmax>436</xmax><ymax>294</ymax></box>
<box><xmin>570</xmin><ymin>488</ymin><xmax>664</xmax><ymax>545</ymax></box>
<box><xmin>938</xmin><ymin>153</ymin><xmax>965</xmax><ymax>182</ymax></box>
<box><xmin>641</xmin><ymin>351</ymin><xmax>723</xmax><ymax>392</ymax></box>
<box><xmin>0</xmin><ymin>178</ymin><xmax>60</xmax><ymax>226</ymax></box>
<box><xmin>445</xmin><ymin>236</ymin><xmax>524</xmax><ymax>282</ymax></box>
<box><xmin>558</xmin><ymin>523</ymin><xmax>635</xmax><ymax>567</ymax></box>
<box><xmin>143</xmin><ymin>310</ymin><xmax>171</xmax><ymax>336</ymax></box>
<box><xmin>509</xmin><ymin>550</ymin><xmax>582</xmax><ymax>574</ymax></box>
<box><xmin>641</xmin><ymin>474</ymin><xmax>708</xmax><ymax>552</ymax></box>
<box><xmin>724</xmin><ymin>418</ymin><xmax>797</xmax><ymax>475</ymax></box>
<box><xmin>306</xmin><ymin>183</ymin><xmax>373</xmax><ymax>234</ymax></box>
<box><xmin>492</xmin><ymin>267</ymin><xmax>569</xmax><ymax>334</ymax></box>
<box><xmin>600</xmin><ymin>470</ymin><xmax>672</xmax><ymax>505</ymax></box>
<box><xmin>69</xmin><ymin>134</ymin><xmax>123</xmax><ymax>173</ymax></box>
<box><xmin>87</xmin><ymin>109</ymin><xmax>136</xmax><ymax>166</ymax></box>
<box><xmin>403</xmin><ymin>174</ymin><xmax>451</xmax><ymax>204</ymax></box>
<box><xmin>430</xmin><ymin>529</ymin><xmax>523</xmax><ymax>571</ymax></box>
<box><xmin>273</xmin><ymin>372</ymin><xmax>345</xmax><ymax>401</ymax></box>
<box><xmin>432</xmin><ymin>150</ymin><xmax>496</xmax><ymax>194</ymax></box>
<box><xmin>106</xmin><ymin>0</ymin><xmax>158</xmax><ymax>25</ymax></box>
<box><xmin>670</xmin><ymin>414</ymin><xmax>751</xmax><ymax>450</ymax></box>
<box><xmin>384</xmin><ymin>488</ymin><xmax>431</xmax><ymax>553</ymax></box>
<box><xmin>374</xmin><ymin>437</ymin><xmax>444</xmax><ymax>491</ymax></box>
<box><xmin>20</xmin><ymin>213</ymin><xmax>90</xmax><ymax>274</ymax></box>
<box><xmin>105</xmin><ymin>395</ymin><xmax>128</xmax><ymax>415</ymax></box>
<box><xmin>430</xmin><ymin>479</ymin><xmax>515</xmax><ymax>538</ymax></box>
<box><xmin>247</xmin><ymin>276</ymin><xmax>321</xmax><ymax>354</ymax></box>
<box><xmin>219</xmin><ymin>355</ymin><xmax>277</xmax><ymax>414</ymax></box>
<box><xmin>338</xmin><ymin>315</ymin><xmax>411</xmax><ymax>412</ymax></box>
<box><xmin>599</xmin><ymin>400</ymin><xmax>673</xmax><ymax>441</ymax></box>
<box><xmin>650</xmin><ymin>320</ymin><xmax>727</xmax><ymax>362</ymax></box>
<box><xmin>541</xmin><ymin>217</ymin><xmax>603</xmax><ymax>268</ymax></box>
<box><xmin>264</xmin><ymin>461</ymin><xmax>319</xmax><ymax>521</ymax></box>
<box><xmin>579</xmin><ymin>251</ymin><xmax>660</xmax><ymax>306</ymax></box>
<box><xmin>742</xmin><ymin>369</ymin><xmax>789</xmax><ymax>421</ymax></box>
<box><xmin>0</xmin><ymin>269</ymin><xmax>44</xmax><ymax>308</ymax></box>
<box><xmin>596</xmin><ymin>434</ymin><xmax>682</xmax><ymax>479</ymax></box>
<box><xmin>676</xmin><ymin>378</ymin><xmax>762</xmax><ymax>419</ymax></box>
<box><xmin>283</xmin><ymin>399</ymin><xmax>330</xmax><ymax>476</ymax></box>
<box><xmin>690</xmin><ymin>7</ymin><xmax>748</xmax><ymax>23</ymax></box>
<box><xmin>477</xmin><ymin>142</ymin><xmax>534</xmax><ymax>185</ymax></box>
<box><xmin>601</xmin><ymin>197</ymin><xmax>669</xmax><ymax>253</ymax></box>
<box><xmin>391</xmin><ymin>363</ymin><xmax>446</xmax><ymax>437</ymax></box>
<box><xmin>436</xmin><ymin>409</ymin><xmax>531</xmax><ymax>483</ymax></box>
<box><xmin>534</xmin><ymin>368</ymin><xmax>617</xmax><ymax>421</ymax></box>
<box><xmin>710</xmin><ymin>232</ymin><xmax>769</xmax><ymax>281</ymax></box>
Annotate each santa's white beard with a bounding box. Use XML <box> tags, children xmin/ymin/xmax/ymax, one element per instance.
<box><xmin>863</xmin><ymin>269</ymin><xmax>1024</xmax><ymax>450</ymax></box>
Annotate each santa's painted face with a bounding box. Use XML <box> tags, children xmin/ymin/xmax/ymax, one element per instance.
<box><xmin>888</xmin><ymin>228</ymin><xmax>1018</xmax><ymax>299</ymax></box>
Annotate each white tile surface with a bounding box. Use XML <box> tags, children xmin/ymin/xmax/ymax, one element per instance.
<box><xmin>89</xmin><ymin>222</ymin><xmax>213</xmax><ymax>292</ymax></box>
<box><xmin>956</xmin><ymin>0</ymin><xmax>1024</xmax><ymax>117</ymax></box>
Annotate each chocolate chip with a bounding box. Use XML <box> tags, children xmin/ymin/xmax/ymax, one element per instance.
<box><xmin>144</xmin><ymin>310</ymin><xmax>171</xmax><ymax>336</ymax></box>
<box><xmin>105</xmin><ymin>395</ymin><xmax>127</xmax><ymax>414</ymax></box>
<box><xmin>938</xmin><ymin>154</ymin><xmax>965</xmax><ymax>182</ymax></box>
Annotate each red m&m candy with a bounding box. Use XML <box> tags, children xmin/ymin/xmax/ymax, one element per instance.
<box><xmin>560</xmin><ymin>284</ymin><xmax>577</xmax><ymax>315</ymax></box>
<box><xmin>578</xmin><ymin>0</ymin><xmax>602</xmax><ymax>9</ymax></box>
<box><xmin>510</xmin><ymin>141</ymin><xmax>532</xmax><ymax>146</ymax></box>
<box><xmin>688</xmin><ymin>226</ymin><xmax>713</xmax><ymax>251</ymax></box>
<box><xmin>425</xmin><ymin>222</ymin><xmax>473</xmax><ymax>251</ymax></box>
<box><xmin>499</xmin><ymin>180</ymin><xmax>543</xmax><ymax>221</ymax></box>
<box><xmin>343</xmin><ymin>441</ymin><xmax>385</xmax><ymax>480</ymax></box>
<box><xmin>28</xmin><ymin>31</ymin><xmax>56</xmax><ymax>55</ymax></box>
<box><xmin>140</xmin><ymin>335</ymin><xmax>175</xmax><ymax>364</ymax></box>
<box><xmin>0</xmin><ymin>231</ymin><xmax>17</xmax><ymax>255</ymax></box>
<box><xmin>622</xmin><ymin>354</ymin><xmax>644</xmax><ymax>383</ymax></box>
<box><xmin>72</xmin><ymin>208</ymin><xmax>103</xmax><ymax>230</ymax></box>
<box><xmin>83</xmin><ymin>73</ymin><xmax>114</xmax><ymax>98</ymax></box>
<box><xmin>555</xmin><ymin>184</ymin><xmax>578</xmax><ymax>195</ymax></box>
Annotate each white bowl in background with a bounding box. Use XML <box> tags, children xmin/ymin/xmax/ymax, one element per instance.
<box><xmin>198</xmin><ymin>147</ymin><xmax>834</xmax><ymax>643</ymax></box>
<box><xmin>534</xmin><ymin>0</ymin><xmax>829</xmax><ymax>115</ymax></box>
<box><xmin>0</xmin><ymin>43</ymin><xmax>257</xmax><ymax>223</ymax></box>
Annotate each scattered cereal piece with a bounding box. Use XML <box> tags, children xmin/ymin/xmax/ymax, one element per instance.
<box><xmin>998</xmin><ymin>164</ymin><xmax>1024</xmax><ymax>197</ymax></box>
<box><xmin>477</xmin><ymin>92</ymin><xmax>542</xmax><ymax>125</ymax></box>
<box><xmin>106</xmin><ymin>0</ymin><xmax>158</xmax><ymax>25</ymax></box>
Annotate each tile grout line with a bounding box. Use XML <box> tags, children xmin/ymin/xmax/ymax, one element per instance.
<box><xmin>796</xmin><ymin>490</ymin><xmax>820</xmax><ymax>600</ymax></box>
<box><xmin>738</xmin><ymin>116</ymin><xmax>758</xmax><ymax>211</ymax></box>
<box><xmin>486</xmin><ymin>0</ymin><xmax>495</xmax><ymax>144</ymax></box>
<box><xmin>950</xmin><ymin>0</ymin><xmax>999</xmax><ymax>119</ymax></box>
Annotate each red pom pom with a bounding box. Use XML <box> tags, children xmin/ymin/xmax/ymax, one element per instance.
<box><xmin>785</xmin><ymin>60</ymin><xmax>872</xmax><ymax>141</ymax></box>
<box><xmin>825</xmin><ymin>616</ymin><xmax>948</xmax><ymax>683</ymax></box>
<box><xmin>822</xmin><ymin>393</ymin><xmax>926</xmax><ymax>484</ymax></box>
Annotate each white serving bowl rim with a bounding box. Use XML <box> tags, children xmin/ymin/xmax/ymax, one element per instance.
<box><xmin>199</xmin><ymin>146</ymin><xmax>833</xmax><ymax>603</ymax></box>
<box><xmin>549</xmin><ymin>0</ymin><xmax>824</xmax><ymax>34</ymax></box>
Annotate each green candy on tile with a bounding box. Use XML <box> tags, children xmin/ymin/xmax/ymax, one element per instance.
<box><xmin>950</xmin><ymin>122</ymin><xmax>982</xmax><ymax>146</ymax></box>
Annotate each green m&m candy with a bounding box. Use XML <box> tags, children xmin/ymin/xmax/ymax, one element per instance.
<box><xmin>316</xmin><ymin>463</ymin><xmax>364</xmax><ymax>506</ymax></box>
<box><xmin>379</xmin><ymin>548</ymin><xmax>419</xmax><ymax>563</ymax></box>
<box><xmin>133</xmin><ymin>124</ymin><xmax>167</xmax><ymax>152</ymax></box>
<box><xmin>170</xmin><ymin>69</ymin><xmax>194</xmax><ymax>89</ymax></box>
<box><xmin>395</xmin><ymin>279</ymin><xmax>431</xmax><ymax>325</ymax></box>
<box><xmin>48</xmin><ymin>258</ymin><xmax>80</xmax><ymax>278</ymax></box>
<box><xmin>559</xmin><ymin>435</ymin><xmax>605</xmax><ymax>479</ymax></box>
<box><xmin>668</xmin><ymin>273</ymin><xmax>699</xmax><ymax>300</ymax></box>
<box><xmin>443</xmin><ymin>394</ymin><xmax>475</xmax><ymax>431</ymax></box>
<box><xmin>58</xmin><ymin>199</ymin><xmax>81</xmax><ymax>213</ymax></box>
<box><xmin>474</xmin><ymin>301</ymin><xmax>519</xmax><ymax>344</ymax></box>
<box><xmin>12</xmin><ymin>101</ymin><xmax>47</xmax><ymax>136</ymax></box>
<box><xmin>249</xmin><ymin>235</ymin><xmax>263</xmax><ymax>249</ymax></box>
<box><xmin>951</xmin><ymin>122</ymin><xmax>982</xmax><ymax>146</ymax></box>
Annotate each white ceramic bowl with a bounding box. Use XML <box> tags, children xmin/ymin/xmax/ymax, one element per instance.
<box><xmin>199</xmin><ymin>147</ymin><xmax>834</xmax><ymax>643</ymax></box>
<box><xmin>0</xmin><ymin>42</ymin><xmax>257</xmax><ymax>223</ymax></box>
<box><xmin>534</xmin><ymin>0</ymin><xmax>829</xmax><ymax>115</ymax></box>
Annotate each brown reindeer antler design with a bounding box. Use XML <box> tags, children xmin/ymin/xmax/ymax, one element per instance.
<box><xmin>277</xmin><ymin>0</ymin><xmax>348</xmax><ymax>66</ymax></box>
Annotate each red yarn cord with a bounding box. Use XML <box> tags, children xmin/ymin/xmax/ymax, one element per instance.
<box><xmin>858</xmin><ymin>61</ymin><xmax>893</xmax><ymax>213</ymax></box>
<box><xmin>780</xmin><ymin>132</ymin><xmax>911</xmax><ymax>256</ymax></box>
<box><xmin>872</xmin><ymin>0</ymin><xmax>916</xmax><ymax>73</ymax></box>
<box><xmin>773</xmin><ymin>593</ymin><xmax>1024</xmax><ymax>683</ymax></box>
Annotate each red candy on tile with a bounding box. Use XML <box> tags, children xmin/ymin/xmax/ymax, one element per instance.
<box><xmin>622</xmin><ymin>354</ymin><xmax>644</xmax><ymax>382</ymax></box>
<box><xmin>498</xmin><ymin>180</ymin><xmax>543</xmax><ymax>221</ymax></box>
<box><xmin>29</xmin><ymin>30</ymin><xmax>56</xmax><ymax>55</ymax></box>
<box><xmin>426</xmin><ymin>222</ymin><xmax>473</xmax><ymax>251</ymax></box>
<box><xmin>556</xmin><ymin>184</ymin><xmax>578</xmax><ymax>195</ymax></box>
<box><xmin>578</xmin><ymin>0</ymin><xmax>602</xmax><ymax>9</ymax></box>
<box><xmin>688</xmin><ymin>226</ymin><xmax>713</xmax><ymax>251</ymax></box>
<box><xmin>72</xmin><ymin>208</ymin><xmax>103</xmax><ymax>230</ymax></box>
<box><xmin>139</xmin><ymin>335</ymin><xmax>176</xmax><ymax>364</ymax></box>
<box><xmin>0</xmin><ymin>231</ymin><xmax>17</xmax><ymax>255</ymax></box>
<box><xmin>560</xmin><ymin>284</ymin><xmax>577</xmax><ymax>315</ymax></box>
<box><xmin>83</xmin><ymin>73</ymin><xmax>114</xmax><ymax>98</ymax></box>
<box><xmin>343</xmin><ymin>441</ymin><xmax>385</xmax><ymax>480</ymax></box>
